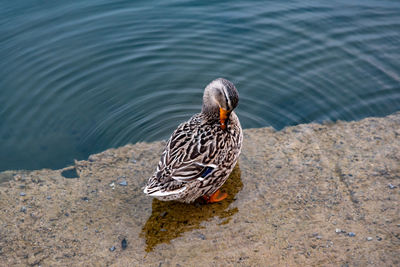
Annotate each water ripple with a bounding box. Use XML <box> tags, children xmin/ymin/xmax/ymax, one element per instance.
<box><xmin>1</xmin><ymin>1</ymin><xmax>400</xmax><ymax>170</ymax></box>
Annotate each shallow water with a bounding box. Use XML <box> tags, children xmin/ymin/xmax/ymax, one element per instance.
<box><xmin>1</xmin><ymin>114</ymin><xmax>399</xmax><ymax>265</ymax></box>
<box><xmin>1</xmin><ymin>0</ymin><xmax>400</xmax><ymax>171</ymax></box>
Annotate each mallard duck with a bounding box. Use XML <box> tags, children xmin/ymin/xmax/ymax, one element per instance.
<box><xmin>143</xmin><ymin>78</ymin><xmax>243</xmax><ymax>203</ymax></box>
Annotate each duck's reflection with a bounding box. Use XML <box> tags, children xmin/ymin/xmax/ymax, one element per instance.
<box><xmin>140</xmin><ymin>164</ymin><xmax>243</xmax><ymax>252</ymax></box>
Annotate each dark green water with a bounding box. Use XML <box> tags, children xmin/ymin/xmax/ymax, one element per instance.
<box><xmin>1</xmin><ymin>0</ymin><xmax>399</xmax><ymax>171</ymax></box>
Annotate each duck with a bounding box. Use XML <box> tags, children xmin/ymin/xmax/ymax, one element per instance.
<box><xmin>143</xmin><ymin>78</ymin><xmax>243</xmax><ymax>203</ymax></box>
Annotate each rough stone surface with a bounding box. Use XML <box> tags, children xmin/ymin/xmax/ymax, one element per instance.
<box><xmin>0</xmin><ymin>113</ymin><xmax>399</xmax><ymax>266</ymax></box>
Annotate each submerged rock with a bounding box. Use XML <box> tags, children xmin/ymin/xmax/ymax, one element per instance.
<box><xmin>0</xmin><ymin>112</ymin><xmax>399</xmax><ymax>266</ymax></box>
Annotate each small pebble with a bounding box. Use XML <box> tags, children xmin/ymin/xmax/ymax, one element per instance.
<box><xmin>130</xmin><ymin>153</ymin><xmax>137</xmax><ymax>163</ymax></box>
<box><xmin>316</xmin><ymin>235</ymin><xmax>322</xmax><ymax>240</ymax></box>
<box><xmin>376</xmin><ymin>236</ymin><xmax>382</xmax><ymax>241</ymax></box>
<box><xmin>348</xmin><ymin>232</ymin><xmax>356</xmax><ymax>237</ymax></box>
<box><xmin>84</xmin><ymin>226</ymin><xmax>88</xmax><ymax>230</ymax></box>
<box><xmin>46</xmin><ymin>196</ymin><xmax>51</xmax><ymax>200</ymax></box>
<box><xmin>109</xmin><ymin>246</ymin><xmax>116</xmax><ymax>252</ymax></box>
<box><xmin>20</xmin><ymin>206</ymin><xmax>27</xmax><ymax>213</ymax></box>
<box><xmin>388</xmin><ymin>183</ymin><xmax>396</xmax><ymax>189</ymax></box>
<box><xmin>160</xmin><ymin>228</ymin><xmax>167</xmax><ymax>232</ymax></box>
<box><xmin>198</xmin><ymin>233</ymin><xmax>206</xmax><ymax>240</ymax></box>
<box><xmin>20</xmin><ymin>192</ymin><xmax>26</xmax><ymax>196</ymax></box>
<box><xmin>81</xmin><ymin>197</ymin><xmax>89</xmax><ymax>201</ymax></box>
<box><xmin>366</xmin><ymin>237</ymin><xmax>373</xmax><ymax>241</ymax></box>
<box><xmin>118</xmin><ymin>180</ymin><xmax>127</xmax><ymax>186</ymax></box>
<box><xmin>109</xmin><ymin>182</ymin><xmax>115</xmax><ymax>189</ymax></box>
<box><xmin>335</xmin><ymin>228</ymin><xmax>341</xmax><ymax>233</ymax></box>
<box><xmin>121</xmin><ymin>238</ymin><xmax>127</xmax><ymax>250</ymax></box>
<box><xmin>117</xmin><ymin>176</ymin><xmax>128</xmax><ymax>186</ymax></box>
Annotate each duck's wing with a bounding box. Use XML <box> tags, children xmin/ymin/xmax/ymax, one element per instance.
<box><xmin>162</xmin><ymin>116</ymin><xmax>220</xmax><ymax>182</ymax></box>
<box><xmin>146</xmin><ymin>116</ymin><xmax>220</xmax><ymax>191</ymax></box>
<box><xmin>170</xmin><ymin>162</ymin><xmax>218</xmax><ymax>182</ymax></box>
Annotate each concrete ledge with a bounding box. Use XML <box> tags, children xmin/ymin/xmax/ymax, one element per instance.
<box><xmin>1</xmin><ymin>113</ymin><xmax>399</xmax><ymax>266</ymax></box>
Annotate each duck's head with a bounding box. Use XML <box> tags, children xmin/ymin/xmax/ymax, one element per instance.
<box><xmin>202</xmin><ymin>78</ymin><xmax>239</xmax><ymax>130</ymax></box>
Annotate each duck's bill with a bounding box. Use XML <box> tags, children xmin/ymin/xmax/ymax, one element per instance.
<box><xmin>219</xmin><ymin>108</ymin><xmax>230</xmax><ymax>130</ymax></box>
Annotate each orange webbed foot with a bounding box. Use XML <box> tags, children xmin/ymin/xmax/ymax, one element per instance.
<box><xmin>202</xmin><ymin>189</ymin><xmax>228</xmax><ymax>203</ymax></box>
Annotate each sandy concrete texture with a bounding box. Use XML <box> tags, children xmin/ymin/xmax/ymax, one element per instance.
<box><xmin>0</xmin><ymin>112</ymin><xmax>399</xmax><ymax>266</ymax></box>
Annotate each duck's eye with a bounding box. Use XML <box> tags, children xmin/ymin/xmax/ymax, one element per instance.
<box><xmin>215</xmin><ymin>90</ymin><xmax>223</xmax><ymax>97</ymax></box>
<box><xmin>215</xmin><ymin>90</ymin><xmax>225</xmax><ymax>103</ymax></box>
